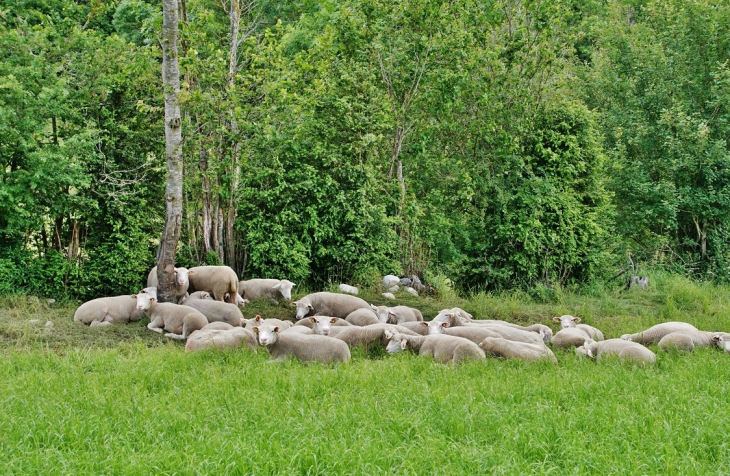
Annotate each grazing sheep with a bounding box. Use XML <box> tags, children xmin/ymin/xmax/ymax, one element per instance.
<box><xmin>146</xmin><ymin>266</ymin><xmax>195</xmax><ymax>304</ymax></box>
<box><xmin>479</xmin><ymin>337</ymin><xmax>558</xmax><ymax>363</ymax></box>
<box><xmin>187</xmin><ymin>265</ymin><xmax>239</xmax><ymax>304</ymax></box>
<box><xmin>328</xmin><ymin>324</ymin><xmax>420</xmax><ymax>347</ymax></box>
<box><xmin>338</xmin><ymin>284</ymin><xmax>359</xmax><ymax>295</ymax></box>
<box><xmin>254</xmin><ymin>325</ymin><xmax>351</xmax><ymax>363</ymax></box>
<box><xmin>621</xmin><ymin>322</ymin><xmax>698</xmax><ymax>344</ymax></box>
<box><xmin>551</xmin><ymin>327</ymin><xmax>592</xmax><ymax>349</ymax></box>
<box><xmin>184</xmin><ymin>291</ymin><xmax>213</xmax><ymax>301</ymax></box>
<box><xmin>370</xmin><ymin>305</ymin><xmax>423</xmax><ymax>324</ymax></box>
<box><xmin>658</xmin><ymin>330</ymin><xmax>730</xmax><ymax>352</ymax></box>
<box><xmin>180</xmin><ymin>299</ymin><xmax>243</xmax><ymax>327</ymax></box>
<box><xmin>712</xmin><ymin>333</ymin><xmax>730</xmax><ymax>354</ymax></box>
<box><xmin>238</xmin><ymin>278</ymin><xmax>295</xmax><ymax>303</ymax></box>
<box><xmin>345</xmin><ymin>308</ymin><xmax>381</xmax><ymax>326</ymax></box>
<box><xmin>552</xmin><ymin>315</ymin><xmax>604</xmax><ymax>341</ymax></box>
<box><xmin>385</xmin><ymin>331</ymin><xmax>486</xmax><ymax>363</ymax></box>
<box><xmin>290</xmin><ymin>292</ymin><xmax>370</xmax><ymax>320</ymax></box>
<box><xmin>381</xmin><ymin>293</ymin><xmax>396</xmax><ymax>300</ymax></box>
<box><xmin>185</xmin><ymin>326</ymin><xmax>257</xmax><ymax>353</ymax></box>
<box><xmin>73</xmin><ymin>295</ymin><xmax>144</xmax><ymax>327</ymax></box>
<box><xmin>244</xmin><ymin>315</ymin><xmax>293</xmax><ymax>330</ymax></box>
<box><xmin>135</xmin><ymin>293</ymin><xmax>208</xmax><ymax>340</ymax></box>
<box><xmin>382</xmin><ymin>275</ymin><xmax>400</xmax><ymax>289</ymax></box>
<box><xmin>576</xmin><ymin>339</ymin><xmax>656</xmax><ymax>365</ymax></box>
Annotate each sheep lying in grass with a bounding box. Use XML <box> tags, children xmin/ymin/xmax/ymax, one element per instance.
<box><xmin>302</xmin><ymin>316</ymin><xmax>340</xmax><ymax>336</ymax></box>
<box><xmin>238</xmin><ymin>279</ymin><xmax>295</xmax><ymax>303</ymax></box>
<box><xmin>552</xmin><ymin>315</ymin><xmax>604</xmax><ymax>341</ymax></box>
<box><xmin>328</xmin><ymin>324</ymin><xmax>420</xmax><ymax>347</ymax></box>
<box><xmin>576</xmin><ymin>338</ymin><xmax>656</xmax><ymax>365</ymax></box>
<box><xmin>621</xmin><ymin>322</ymin><xmax>698</xmax><ymax>344</ymax></box>
<box><xmin>184</xmin><ymin>291</ymin><xmax>213</xmax><ymax>301</ymax></box>
<box><xmin>73</xmin><ymin>295</ymin><xmax>144</xmax><ymax>327</ymax></box>
<box><xmin>294</xmin><ymin>316</ymin><xmax>351</xmax><ymax>330</ymax></box>
<box><xmin>473</xmin><ymin>323</ymin><xmax>545</xmax><ymax>345</ymax></box>
<box><xmin>181</xmin><ymin>299</ymin><xmax>243</xmax><ymax>327</ymax></box>
<box><xmin>254</xmin><ymin>325</ymin><xmax>351</xmax><ymax>363</ymax></box>
<box><xmin>187</xmin><ymin>265</ymin><xmax>239</xmax><ymax>304</ymax></box>
<box><xmin>384</xmin><ymin>330</ymin><xmax>486</xmax><ymax>363</ymax></box>
<box><xmin>291</xmin><ymin>292</ymin><xmax>371</xmax><ymax>320</ymax></box>
<box><xmin>146</xmin><ymin>266</ymin><xmax>195</xmax><ymax>304</ymax></box>
<box><xmin>659</xmin><ymin>330</ymin><xmax>730</xmax><ymax>352</ymax></box>
<box><xmin>135</xmin><ymin>293</ymin><xmax>208</xmax><ymax>340</ymax></box>
<box><xmin>465</xmin><ymin>319</ymin><xmax>553</xmax><ymax>343</ymax></box>
<box><xmin>479</xmin><ymin>337</ymin><xmax>558</xmax><ymax>363</ymax></box>
<box><xmin>552</xmin><ymin>327</ymin><xmax>593</xmax><ymax>349</ymax></box>
<box><xmin>424</xmin><ymin>321</ymin><xmax>502</xmax><ymax>344</ymax></box>
<box><xmin>345</xmin><ymin>308</ymin><xmax>380</xmax><ymax>326</ymax></box>
<box><xmin>185</xmin><ymin>326</ymin><xmax>256</xmax><ymax>352</ymax></box>
<box><xmin>431</xmin><ymin>310</ymin><xmax>467</xmax><ymax>328</ymax></box>
<box><xmin>370</xmin><ymin>305</ymin><xmax>423</xmax><ymax>324</ymax></box>
<box><xmin>244</xmin><ymin>315</ymin><xmax>293</xmax><ymax>330</ymax></box>
<box><xmin>397</xmin><ymin>321</ymin><xmax>430</xmax><ymax>335</ymax></box>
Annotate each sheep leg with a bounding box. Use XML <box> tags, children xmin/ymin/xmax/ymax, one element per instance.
<box><xmin>147</xmin><ymin>321</ymin><xmax>164</xmax><ymax>333</ymax></box>
<box><xmin>90</xmin><ymin>321</ymin><xmax>112</xmax><ymax>327</ymax></box>
<box><xmin>164</xmin><ymin>332</ymin><xmax>186</xmax><ymax>340</ymax></box>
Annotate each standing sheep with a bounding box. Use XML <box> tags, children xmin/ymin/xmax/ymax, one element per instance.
<box><xmin>370</xmin><ymin>305</ymin><xmax>423</xmax><ymax>324</ymax></box>
<box><xmin>290</xmin><ymin>292</ymin><xmax>371</xmax><ymax>320</ymax></box>
<box><xmin>384</xmin><ymin>331</ymin><xmax>486</xmax><ymax>364</ymax></box>
<box><xmin>238</xmin><ymin>279</ymin><xmax>295</xmax><ymax>303</ymax></box>
<box><xmin>146</xmin><ymin>266</ymin><xmax>195</xmax><ymax>304</ymax></box>
<box><xmin>187</xmin><ymin>265</ymin><xmax>239</xmax><ymax>304</ymax></box>
<box><xmin>552</xmin><ymin>315</ymin><xmax>604</xmax><ymax>341</ymax></box>
<box><xmin>73</xmin><ymin>295</ymin><xmax>144</xmax><ymax>327</ymax></box>
<box><xmin>254</xmin><ymin>325</ymin><xmax>351</xmax><ymax>363</ymax></box>
<box><xmin>479</xmin><ymin>337</ymin><xmax>558</xmax><ymax>363</ymax></box>
<box><xmin>620</xmin><ymin>322</ymin><xmax>698</xmax><ymax>344</ymax></box>
<box><xmin>135</xmin><ymin>293</ymin><xmax>208</xmax><ymax>340</ymax></box>
<box><xmin>180</xmin><ymin>299</ymin><xmax>243</xmax><ymax>327</ymax></box>
<box><xmin>576</xmin><ymin>339</ymin><xmax>656</xmax><ymax>365</ymax></box>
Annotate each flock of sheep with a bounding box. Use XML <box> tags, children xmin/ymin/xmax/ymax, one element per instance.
<box><xmin>72</xmin><ymin>265</ymin><xmax>730</xmax><ymax>365</ymax></box>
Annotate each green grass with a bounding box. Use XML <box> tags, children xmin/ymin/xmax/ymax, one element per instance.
<box><xmin>1</xmin><ymin>271</ymin><xmax>730</xmax><ymax>475</ymax></box>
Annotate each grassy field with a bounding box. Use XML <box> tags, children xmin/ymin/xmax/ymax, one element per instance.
<box><xmin>1</xmin><ymin>272</ymin><xmax>730</xmax><ymax>475</ymax></box>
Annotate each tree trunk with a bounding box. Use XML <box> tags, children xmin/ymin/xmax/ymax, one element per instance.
<box><xmin>157</xmin><ymin>0</ymin><xmax>184</xmax><ymax>303</ymax></box>
<box><xmin>199</xmin><ymin>129</ymin><xmax>212</xmax><ymax>256</ymax></box>
<box><xmin>225</xmin><ymin>0</ymin><xmax>242</xmax><ymax>273</ymax></box>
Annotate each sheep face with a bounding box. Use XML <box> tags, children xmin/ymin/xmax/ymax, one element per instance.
<box><xmin>254</xmin><ymin>325</ymin><xmax>280</xmax><ymax>346</ymax></box>
<box><xmin>371</xmin><ymin>305</ymin><xmax>395</xmax><ymax>323</ymax></box>
<box><xmin>174</xmin><ymin>267</ymin><xmax>193</xmax><ymax>286</ymax></box>
<box><xmin>553</xmin><ymin>315</ymin><xmax>580</xmax><ymax>329</ymax></box>
<box><xmin>134</xmin><ymin>292</ymin><xmax>154</xmax><ymax>311</ymax></box>
<box><xmin>385</xmin><ymin>335</ymin><xmax>407</xmax><ymax>354</ymax></box>
<box><xmin>311</xmin><ymin>316</ymin><xmax>336</xmax><ymax>336</ymax></box>
<box><xmin>713</xmin><ymin>333</ymin><xmax>730</xmax><ymax>354</ymax></box>
<box><xmin>427</xmin><ymin>321</ymin><xmax>449</xmax><ymax>335</ymax></box>
<box><xmin>140</xmin><ymin>287</ymin><xmax>158</xmax><ymax>299</ymax></box>
<box><xmin>292</xmin><ymin>299</ymin><xmax>314</xmax><ymax>319</ymax></box>
<box><xmin>231</xmin><ymin>292</ymin><xmax>249</xmax><ymax>307</ymax></box>
<box><xmin>273</xmin><ymin>280</ymin><xmax>295</xmax><ymax>301</ymax></box>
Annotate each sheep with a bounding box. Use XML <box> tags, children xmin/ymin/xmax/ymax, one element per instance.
<box><xmin>73</xmin><ymin>295</ymin><xmax>144</xmax><ymax>327</ymax></box>
<box><xmin>294</xmin><ymin>316</ymin><xmax>352</xmax><ymax>330</ymax></box>
<box><xmin>552</xmin><ymin>315</ymin><xmax>604</xmax><ymax>341</ymax></box>
<box><xmin>140</xmin><ymin>287</ymin><xmax>158</xmax><ymax>299</ymax></box>
<box><xmin>290</xmin><ymin>292</ymin><xmax>371</xmax><ymax>320</ymax></box>
<box><xmin>185</xmin><ymin>326</ymin><xmax>257</xmax><ymax>353</ymax></box>
<box><xmin>146</xmin><ymin>266</ymin><xmax>195</xmax><ymax>304</ymax></box>
<box><xmin>238</xmin><ymin>278</ymin><xmax>295</xmax><ymax>303</ymax></box>
<box><xmin>187</xmin><ymin>265</ymin><xmax>239</xmax><ymax>304</ymax></box>
<box><xmin>370</xmin><ymin>305</ymin><xmax>423</xmax><ymax>324</ymax></box>
<box><xmin>658</xmin><ymin>330</ymin><xmax>730</xmax><ymax>352</ymax></box>
<box><xmin>382</xmin><ymin>275</ymin><xmax>400</xmax><ymax>289</ymax></box>
<box><xmin>472</xmin><ymin>323</ymin><xmax>545</xmax><ymax>345</ymax></box>
<box><xmin>576</xmin><ymin>339</ymin><xmax>656</xmax><ymax>365</ymax></box>
<box><xmin>384</xmin><ymin>331</ymin><xmax>486</xmax><ymax>363</ymax></box>
<box><xmin>180</xmin><ymin>299</ymin><xmax>243</xmax><ymax>327</ymax></box>
<box><xmin>304</xmin><ymin>316</ymin><xmax>340</xmax><ymax>336</ymax></box>
<box><xmin>344</xmin><ymin>308</ymin><xmax>381</xmax><ymax>326</ymax></box>
<box><xmin>338</xmin><ymin>284</ymin><xmax>359</xmax><ymax>295</ymax></box>
<box><xmin>479</xmin><ymin>337</ymin><xmax>558</xmax><ymax>363</ymax></box>
<box><xmin>328</xmin><ymin>324</ymin><xmax>421</xmax><ymax>347</ymax></box>
<box><xmin>200</xmin><ymin>322</ymin><xmax>235</xmax><ymax>331</ymax></box>
<box><xmin>396</xmin><ymin>321</ymin><xmax>430</xmax><ymax>335</ymax></box>
<box><xmin>381</xmin><ymin>293</ymin><xmax>396</xmax><ymax>300</ymax></box>
<box><xmin>471</xmin><ymin>320</ymin><xmax>553</xmax><ymax>343</ymax></box>
<box><xmin>253</xmin><ymin>325</ymin><xmax>351</xmax><ymax>363</ymax></box>
<box><xmin>431</xmin><ymin>310</ymin><xmax>467</xmax><ymax>328</ymax></box>
<box><xmin>134</xmin><ymin>292</ymin><xmax>208</xmax><ymax>340</ymax></box>
<box><xmin>712</xmin><ymin>333</ymin><xmax>730</xmax><ymax>354</ymax></box>
<box><xmin>620</xmin><ymin>322</ymin><xmax>698</xmax><ymax>344</ymax></box>
<box><xmin>183</xmin><ymin>291</ymin><xmax>214</xmax><ymax>301</ymax></box>
<box><xmin>551</xmin><ymin>327</ymin><xmax>593</xmax><ymax>349</ymax></box>
<box><xmin>425</xmin><ymin>321</ymin><xmax>504</xmax><ymax>344</ymax></box>
<box><xmin>244</xmin><ymin>315</ymin><xmax>293</xmax><ymax>331</ymax></box>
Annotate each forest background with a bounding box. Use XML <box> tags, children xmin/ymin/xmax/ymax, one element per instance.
<box><xmin>1</xmin><ymin>0</ymin><xmax>729</xmax><ymax>300</ymax></box>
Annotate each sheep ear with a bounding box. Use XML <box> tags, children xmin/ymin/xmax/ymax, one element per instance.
<box><xmin>150</xmin><ymin>297</ymin><xmax>156</xmax><ymax>302</ymax></box>
<box><xmin>292</xmin><ymin>283</ymin><xmax>296</xmax><ymax>287</ymax></box>
<box><xmin>330</xmin><ymin>318</ymin><xmax>337</xmax><ymax>324</ymax></box>
<box><xmin>187</xmin><ymin>270</ymin><xmax>195</xmax><ymax>275</ymax></box>
<box><xmin>384</xmin><ymin>329</ymin><xmax>395</xmax><ymax>339</ymax></box>
<box><xmin>274</xmin><ymin>326</ymin><xmax>280</xmax><ymax>333</ymax></box>
<box><xmin>253</xmin><ymin>327</ymin><xmax>259</xmax><ymax>334</ymax></box>
<box><xmin>388</xmin><ymin>310</ymin><xmax>397</xmax><ymax>317</ymax></box>
<box><xmin>290</xmin><ymin>302</ymin><xmax>297</xmax><ymax>307</ymax></box>
<box><xmin>712</xmin><ymin>334</ymin><xmax>720</xmax><ymax>342</ymax></box>
<box><xmin>586</xmin><ymin>348</ymin><xmax>594</xmax><ymax>358</ymax></box>
<box><xmin>255</xmin><ymin>315</ymin><xmax>262</xmax><ymax>322</ymax></box>
<box><xmin>552</xmin><ymin>317</ymin><xmax>560</xmax><ymax>322</ymax></box>
<box><xmin>308</xmin><ymin>304</ymin><xmax>314</xmax><ymax>310</ymax></box>
<box><xmin>420</xmin><ymin>322</ymin><xmax>428</xmax><ymax>327</ymax></box>
<box><xmin>370</xmin><ymin>304</ymin><xmax>378</xmax><ymax>310</ymax></box>
<box><xmin>573</xmin><ymin>317</ymin><xmax>581</xmax><ymax>323</ymax></box>
<box><xmin>309</xmin><ymin>317</ymin><xmax>317</xmax><ymax>323</ymax></box>
<box><xmin>131</xmin><ymin>294</ymin><xmax>137</xmax><ymax>298</ymax></box>
<box><xmin>400</xmin><ymin>339</ymin><xmax>408</xmax><ymax>350</ymax></box>
<box><xmin>272</xmin><ymin>283</ymin><xmax>282</xmax><ymax>289</ymax></box>
<box><xmin>442</xmin><ymin>322</ymin><xmax>450</xmax><ymax>328</ymax></box>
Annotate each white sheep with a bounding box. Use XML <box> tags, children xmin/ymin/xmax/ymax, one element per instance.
<box><xmin>344</xmin><ymin>308</ymin><xmax>381</xmax><ymax>326</ymax></box>
<box><xmin>551</xmin><ymin>327</ymin><xmax>592</xmax><ymax>348</ymax></box>
<box><xmin>146</xmin><ymin>266</ymin><xmax>195</xmax><ymax>304</ymax></box>
<box><xmin>471</xmin><ymin>320</ymin><xmax>553</xmax><ymax>343</ymax></box>
<box><xmin>396</xmin><ymin>321</ymin><xmax>431</xmax><ymax>335</ymax></box>
<box><xmin>552</xmin><ymin>315</ymin><xmax>604</xmax><ymax>341</ymax></box>
<box><xmin>290</xmin><ymin>292</ymin><xmax>371</xmax><ymax>320</ymax></box>
<box><xmin>712</xmin><ymin>332</ymin><xmax>730</xmax><ymax>354</ymax></box>
<box><xmin>658</xmin><ymin>330</ymin><xmax>730</xmax><ymax>352</ymax></box>
<box><xmin>381</xmin><ymin>293</ymin><xmax>396</xmax><ymax>300</ymax></box>
<box><xmin>472</xmin><ymin>322</ymin><xmax>545</xmax><ymax>345</ymax></box>
<box><xmin>140</xmin><ymin>287</ymin><xmax>158</xmax><ymax>299</ymax></box>
<box><xmin>479</xmin><ymin>337</ymin><xmax>558</xmax><ymax>363</ymax></box>
<box><xmin>244</xmin><ymin>315</ymin><xmax>293</xmax><ymax>331</ymax></box>
<box><xmin>382</xmin><ymin>275</ymin><xmax>400</xmax><ymax>289</ymax></box>
<box><xmin>253</xmin><ymin>325</ymin><xmax>351</xmax><ymax>363</ymax></box>
<box><xmin>576</xmin><ymin>338</ymin><xmax>656</xmax><ymax>365</ymax></box>
<box><xmin>181</xmin><ymin>299</ymin><xmax>243</xmax><ymax>327</ymax></box>
<box><xmin>134</xmin><ymin>292</ymin><xmax>208</xmax><ymax>340</ymax></box>
<box><xmin>384</xmin><ymin>331</ymin><xmax>486</xmax><ymax>363</ymax></box>
<box><xmin>621</xmin><ymin>322</ymin><xmax>698</xmax><ymax>344</ymax></box>
<box><xmin>73</xmin><ymin>295</ymin><xmax>144</xmax><ymax>327</ymax></box>
<box><xmin>328</xmin><ymin>324</ymin><xmax>421</xmax><ymax>347</ymax></box>
<box><xmin>431</xmin><ymin>310</ymin><xmax>467</xmax><ymax>328</ymax></box>
<box><xmin>304</xmin><ymin>316</ymin><xmax>340</xmax><ymax>336</ymax></box>
<box><xmin>425</xmin><ymin>321</ymin><xmax>503</xmax><ymax>344</ymax></box>
<box><xmin>185</xmin><ymin>326</ymin><xmax>257</xmax><ymax>353</ymax></box>
<box><xmin>238</xmin><ymin>278</ymin><xmax>295</xmax><ymax>303</ymax></box>
<box><xmin>294</xmin><ymin>316</ymin><xmax>352</xmax><ymax>330</ymax></box>
<box><xmin>370</xmin><ymin>305</ymin><xmax>423</xmax><ymax>324</ymax></box>
<box><xmin>187</xmin><ymin>265</ymin><xmax>239</xmax><ymax>304</ymax></box>
<box><xmin>338</xmin><ymin>284</ymin><xmax>359</xmax><ymax>295</ymax></box>
<box><xmin>183</xmin><ymin>291</ymin><xmax>214</xmax><ymax>301</ymax></box>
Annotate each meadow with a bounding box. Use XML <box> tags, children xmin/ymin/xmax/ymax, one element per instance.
<box><xmin>1</xmin><ymin>272</ymin><xmax>729</xmax><ymax>475</ymax></box>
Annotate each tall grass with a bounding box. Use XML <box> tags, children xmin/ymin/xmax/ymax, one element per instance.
<box><xmin>1</xmin><ymin>272</ymin><xmax>729</xmax><ymax>474</ymax></box>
